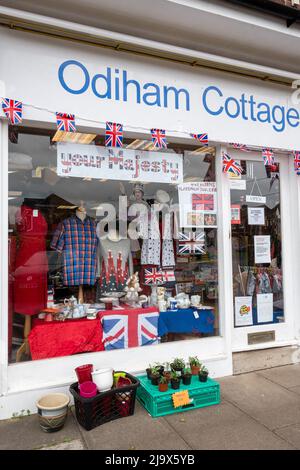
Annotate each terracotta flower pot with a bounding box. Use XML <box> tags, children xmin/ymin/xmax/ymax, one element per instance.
<box><xmin>190</xmin><ymin>365</ymin><xmax>200</xmax><ymax>376</ymax></box>
<box><xmin>158</xmin><ymin>382</ymin><xmax>168</xmax><ymax>392</ymax></box>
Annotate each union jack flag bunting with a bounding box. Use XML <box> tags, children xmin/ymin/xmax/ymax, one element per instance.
<box><xmin>192</xmin><ymin>193</ymin><xmax>214</xmax><ymax>211</ymax></box>
<box><xmin>262</xmin><ymin>148</ymin><xmax>274</xmax><ymax>166</ymax></box>
<box><xmin>230</xmin><ymin>143</ymin><xmax>250</xmax><ymax>152</ymax></box>
<box><xmin>190</xmin><ymin>133</ymin><xmax>208</xmax><ymax>146</ymax></box>
<box><xmin>56</xmin><ymin>113</ymin><xmax>76</xmax><ymax>132</ymax></box>
<box><xmin>105</xmin><ymin>122</ymin><xmax>123</xmax><ymax>147</ymax></box>
<box><xmin>293</xmin><ymin>151</ymin><xmax>300</xmax><ymax>175</ymax></box>
<box><xmin>101</xmin><ymin>309</ymin><xmax>159</xmax><ymax>349</ymax></box>
<box><xmin>2</xmin><ymin>98</ymin><xmax>23</xmax><ymax>125</ymax></box>
<box><xmin>144</xmin><ymin>267</ymin><xmax>163</xmax><ymax>285</ymax></box>
<box><xmin>178</xmin><ymin>231</ymin><xmax>206</xmax><ymax>255</ymax></box>
<box><xmin>151</xmin><ymin>128</ymin><xmax>167</xmax><ymax>149</ymax></box>
<box><xmin>222</xmin><ymin>153</ymin><xmax>243</xmax><ymax>176</ymax></box>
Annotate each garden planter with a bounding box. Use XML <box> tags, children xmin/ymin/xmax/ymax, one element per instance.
<box><xmin>36</xmin><ymin>393</ymin><xmax>69</xmax><ymax>433</ymax></box>
<box><xmin>92</xmin><ymin>368</ymin><xmax>113</xmax><ymax>392</ymax></box>
<box><xmin>171</xmin><ymin>379</ymin><xmax>180</xmax><ymax>390</ymax></box>
<box><xmin>163</xmin><ymin>372</ymin><xmax>172</xmax><ymax>382</ymax></box>
<box><xmin>170</xmin><ymin>364</ymin><xmax>184</xmax><ymax>377</ymax></box>
<box><xmin>79</xmin><ymin>381</ymin><xmax>97</xmax><ymax>398</ymax></box>
<box><xmin>157</xmin><ymin>366</ymin><xmax>165</xmax><ymax>376</ymax></box>
<box><xmin>151</xmin><ymin>374</ymin><xmax>160</xmax><ymax>386</ymax></box>
<box><xmin>182</xmin><ymin>374</ymin><xmax>192</xmax><ymax>385</ymax></box>
<box><xmin>158</xmin><ymin>383</ymin><xmax>168</xmax><ymax>392</ymax></box>
<box><xmin>75</xmin><ymin>364</ymin><xmax>93</xmax><ymax>384</ymax></box>
<box><xmin>199</xmin><ymin>372</ymin><xmax>208</xmax><ymax>382</ymax></box>
<box><xmin>146</xmin><ymin>368</ymin><xmax>152</xmax><ymax>380</ymax></box>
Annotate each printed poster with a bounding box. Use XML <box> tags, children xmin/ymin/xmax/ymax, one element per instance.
<box><xmin>231</xmin><ymin>204</ymin><xmax>241</xmax><ymax>225</ymax></box>
<box><xmin>257</xmin><ymin>293</ymin><xmax>273</xmax><ymax>323</ymax></box>
<box><xmin>178</xmin><ymin>181</ymin><xmax>217</xmax><ymax>228</ymax></box>
<box><xmin>248</xmin><ymin>207</ymin><xmax>265</xmax><ymax>226</ymax></box>
<box><xmin>254</xmin><ymin>235</ymin><xmax>271</xmax><ymax>264</ymax></box>
<box><xmin>235</xmin><ymin>296</ymin><xmax>253</xmax><ymax>327</ymax></box>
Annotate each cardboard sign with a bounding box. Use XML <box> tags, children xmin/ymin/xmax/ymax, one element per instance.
<box><xmin>172</xmin><ymin>390</ymin><xmax>190</xmax><ymax>408</ymax></box>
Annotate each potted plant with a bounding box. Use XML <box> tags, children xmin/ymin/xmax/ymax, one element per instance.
<box><xmin>199</xmin><ymin>365</ymin><xmax>209</xmax><ymax>382</ymax></box>
<box><xmin>189</xmin><ymin>356</ymin><xmax>202</xmax><ymax>376</ymax></box>
<box><xmin>182</xmin><ymin>366</ymin><xmax>192</xmax><ymax>385</ymax></box>
<box><xmin>170</xmin><ymin>358</ymin><xmax>185</xmax><ymax>376</ymax></box>
<box><xmin>154</xmin><ymin>362</ymin><xmax>165</xmax><ymax>376</ymax></box>
<box><xmin>150</xmin><ymin>366</ymin><xmax>161</xmax><ymax>386</ymax></box>
<box><xmin>158</xmin><ymin>376</ymin><xmax>169</xmax><ymax>392</ymax></box>
<box><xmin>163</xmin><ymin>362</ymin><xmax>172</xmax><ymax>382</ymax></box>
<box><xmin>170</xmin><ymin>371</ymin><xmax>180</xmax><ymax>390</ymax></box>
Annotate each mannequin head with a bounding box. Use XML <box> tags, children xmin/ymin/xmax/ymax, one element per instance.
<box><xmin>132</xmin><ymin>183</ymin><xmax>144</xmax><ymax>203</ymax></box>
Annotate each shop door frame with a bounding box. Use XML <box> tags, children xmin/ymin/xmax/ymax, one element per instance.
<box><xmin>226</xmin><ymin>148</ymin><xmax>299</xmax><ymax>352</ymax></box>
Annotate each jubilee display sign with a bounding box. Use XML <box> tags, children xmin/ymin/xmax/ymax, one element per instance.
<box><xmin>57</xmin><ymin>142</ymin><xmax>183</xmax><ymax>183</ymax></box>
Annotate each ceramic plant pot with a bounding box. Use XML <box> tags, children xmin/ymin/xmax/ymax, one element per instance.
<box><xmin>91</xmin><ymin>368</ymin><xmax>114</xmax><ymax>392</ymax></box>
<box><xmin>36</xmin><ymin>393</ymin><xmax>70</xmax><ymax>433</ymax></box>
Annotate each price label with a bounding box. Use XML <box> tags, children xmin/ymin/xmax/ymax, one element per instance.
<box><xmin>193</xmin><ymin>310</ymin><xmax>199</xmax><ymax>319</ymax></box>
<box><xmin>172</xmin><ymin>390</ymin><xmax>190</xmax><ymax>408</ymax></box>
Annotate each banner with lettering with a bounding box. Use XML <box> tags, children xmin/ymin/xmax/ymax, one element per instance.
<box><xmin>57</xmin><ymin>143</ymin><xmax>183</xmax><ymax>183</ymax></box>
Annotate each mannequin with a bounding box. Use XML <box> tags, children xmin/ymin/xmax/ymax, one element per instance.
<box><xmin>76</xmin><ymin>203</ymin><xmax>87</xmax><ymax>302</ymax></box>
<box><xmin>96</xmin><ymin>225</ymin><xmax>133</xmax><ymax>297</ymax></box>
<box><xmin>51</xmin><ymin>204</ymin><xmax>98</xmax><ymax>298</ymax></box>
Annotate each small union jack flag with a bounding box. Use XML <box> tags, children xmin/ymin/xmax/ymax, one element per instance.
<box><xmin>262</xmin><ymin>148</ymin><xmax>274</xmax><ymax>166</ymax></box>
<box><xmin>192</xmin><ymin>193</ymin><xmax>214</xmax><ymax>211</ymax></box>
<box><xmin>2</xmin><ymin>98</ymin><xmax>23</xmax><ymax>125</ymax></box>
<box><xmin>151</xmin><ymin>128</ymin><xmax>167</xmax><ymax>149</ymax></box>
<box><xmin>105</xmin><ymin>122</ymin><xmax>123</xmax><ymax>147</ymax></box>
<box><xmin>144</xmin><ymin>267</ymin><xmax>163</xmax><ymax>285</ymax></box>
<box><xmin>293</xmin><ymin>151</ymin><xmax>300</xmax><ymax>175</ymax></box>
<box><xmin>222</xmin><ymin>153</ymin><xmax>243</xmax><ymax>176</ymax></box>
<box><xmin>230</xmin><ymin>143</ymin><xmax>250</xmax><ymax>152</ymax></box>
<box><xmin>56</xmin><ymin>113</ymin><xmax>76</xmax><ymax>132</ymax></box>
<box><xmin>178</xmin><ymin>231</ymin><xmax>206</xmax><ymax>255</ymax></box>
<box><xmin>190</xmin><ymin>133</ymin><xmax>208</xmax><ymax>145</ymax></box>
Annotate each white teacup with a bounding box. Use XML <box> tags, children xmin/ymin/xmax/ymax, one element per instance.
<box><xmin>191</xmin><ymin>295</ymin><xmax>201</xmax><ymax>306</ymax></box>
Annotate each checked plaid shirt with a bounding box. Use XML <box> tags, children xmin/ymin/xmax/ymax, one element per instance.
<box><xmin>51</xmin><ymin>215</ymin><xmax>98</xmax><ymax>286</ymax></box>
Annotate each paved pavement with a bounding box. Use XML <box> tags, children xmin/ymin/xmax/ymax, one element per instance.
<box><xmin>1</xmin><ymin>364</ymin><xmax>300</xmax><ymax>450</ymax></box>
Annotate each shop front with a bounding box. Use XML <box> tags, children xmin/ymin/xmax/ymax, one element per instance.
<box><xmin>0</xmin><ymin>26</ymin><xmax>300</xmax><ymax>419</ymax></box>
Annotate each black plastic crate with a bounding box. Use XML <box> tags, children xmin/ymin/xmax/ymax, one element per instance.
<box><xmin>69</xmin><ymin>371</ymin><xmax>140</xmax><ymax>431</ymax></box>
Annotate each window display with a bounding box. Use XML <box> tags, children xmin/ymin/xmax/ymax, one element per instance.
<box><xmin>230</xmin><ymin>159</ymin><xmax>284</xmax><ymax>327</ymax></box>
<box><xmin>8</xmin><ymin>128</ymin><xmax>220</xmax><ymax>362</ymax></box>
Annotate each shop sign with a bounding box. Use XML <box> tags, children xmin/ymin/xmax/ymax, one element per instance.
<box><xmin>246</xmin><ymin>195</ymin><xmax>266</xmax><ymax>204</ymax></box>
<box><xmin>57</xmin><ymin>143</ymin><xmax>183</xmax><ymax>183</ymax></box>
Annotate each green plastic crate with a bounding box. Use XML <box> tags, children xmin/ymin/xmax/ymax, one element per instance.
<box><xmin>136</xmin><ymin>374</ymin><xmax>220</xmax><ymax>418</ymax></box>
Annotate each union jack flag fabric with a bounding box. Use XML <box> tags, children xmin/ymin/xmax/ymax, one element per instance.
<box><xmin>2</xmin><ymin>98</ymin><xmax>23</xmax><ymax>124</ymax></box>
<box><xmin>293</xmin><ymin>151</ymin><xmax>300</xmax><ymax>175</ymax></box>
<box><xmin>144</xmin><ymin>267</ymin><xmax>163</xmax><ymax>285</ymax></box>
<box><xmin>192</xmin><ymin>193</ymin><xmax>214</xmax><ymax>211</ymax></box>
<box><xmin>101</xmin><ymin>308</ymin><xmax>159</xmax><ymax>349</ymax></box>
<box><xmin>151</xmin><ymin>128</ymin><xmax>167</xmax><ymax>149</ymax></box>
<box><xmin>230</xmin><ymin>143</ymin><xmax>250</xmax><ymax>152</ymax></box>
<box><xmin>178</xmin><ymin>231</ymin><xmax>206</xmax><ymax>255</ymax></box>
<box><xmin>262</xmin><ymin>148</ymin><xmax>274</xmax><ymax>166</ymax></box>
<box><xmin>56</xmin><ymin>112</ymin><xmax>76</xmax><ymax>132</ymax></box>
<box><xmin>222</xmin><ymin>152</ymin><xmax>243</xmax><ymax>176</ymax></box>
<box><xmin>190</xmin><ymin>133</ymin><xmax>208</xmax><ymax>145</ymax></box>
<box><xmin>105</xmin><ymin>122</ymin><xmax>123</xmax><ymax>147</ymax></box>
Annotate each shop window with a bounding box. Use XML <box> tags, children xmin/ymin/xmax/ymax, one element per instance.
<box><xmin>8</xmin><ymin>128</ymin><xmax>220</xmax><ymax>363</ymax></box>
<box><xmin>230</xmin><ymin>159</ymin><xmax>284</xmax><ymax>328</ymax></box>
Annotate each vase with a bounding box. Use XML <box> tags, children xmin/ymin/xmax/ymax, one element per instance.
<box><xmin>92</xmin><ymin>368</ymin><xmax>114</xmax><ymax>392</ymax></box>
